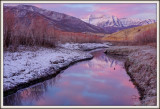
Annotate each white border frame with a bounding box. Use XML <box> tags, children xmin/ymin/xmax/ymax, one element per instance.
<box><xmin>1</xmin><ymin>1</ymin><xmax>159</xmax><ymax>108</ymax></box>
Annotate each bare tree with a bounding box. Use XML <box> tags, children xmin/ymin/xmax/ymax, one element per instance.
<box><xmin>3</xmin><ymin>11</ymin><xmax>15</xmax><ymax>48</ymax></box>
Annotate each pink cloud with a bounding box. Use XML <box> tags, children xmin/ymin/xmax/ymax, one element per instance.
<box><xmin>5</xmin><ymin>3</ymin><xmax>156</xmax><ymax>19</ymax></box>
<box><xmin>92</xmin><ymin>3</ymin><xmax>156</xmax><ymax>19</ymax></box>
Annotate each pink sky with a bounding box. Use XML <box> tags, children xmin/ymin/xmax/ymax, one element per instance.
<box><xmin>4</xmin><ymin>3</ymin><xmax>157</xmax><ymax>20</ymax></box>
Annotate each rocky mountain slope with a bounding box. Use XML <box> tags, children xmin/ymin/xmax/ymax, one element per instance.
<box><xmin>82</xmin><ymin>14</ymin><xmax>156</xmax><ymax>33</ymax></box>
<box><xmin>4</xmin><ymin>5</ymin><xmax>106</xmax><ymax>33</ymax></box>
<box><xmin>4</xmin><ymin>5</ymin><xmax>156</xmax><ymax>34</ymax></box>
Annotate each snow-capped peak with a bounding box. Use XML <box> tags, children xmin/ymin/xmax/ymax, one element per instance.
<box><xmin>82</xmin><ymin>14</ymin><xmax>123</xmax><ymax>27</ymax></box>
<box><xmin>81</xmin><ymin>14</ymin><xmax>156</xmax><ymax>28</ymax></box>
<box><xmin>17</xmin><ymin>5</ymin><xmax>41</xmax><ymax>11</ymax></box>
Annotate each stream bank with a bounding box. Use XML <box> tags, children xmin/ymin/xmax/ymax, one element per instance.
<box><xmin>4</xmin><ymin>49</ymin><xmax>140</xmax><ymax>106</ymax></box>
<box><xmin>3</xmin><ymin>43</ymin><xmax>110</xmax><ymax>96</ymax></box>
<box><xmin>105</xmin><ymin>45</ymin><xmax>157</xmax><ymax>106</ymax></box>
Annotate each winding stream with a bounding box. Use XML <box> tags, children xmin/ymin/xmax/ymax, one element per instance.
<box><xmin>4</xmin><ymin>49</ymin><xmax>140</xmax><ymax>106</ymax></box>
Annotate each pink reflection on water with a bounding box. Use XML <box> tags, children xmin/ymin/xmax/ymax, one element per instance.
<box><xmin>35</xmin><ymin>50</ymin><xmax>140</xmax><ymax>105</ymax></box>
<box><xmin>4</xmin><ymin>50</ymin><xmax>140</xmax><ymax>106</ymax></box>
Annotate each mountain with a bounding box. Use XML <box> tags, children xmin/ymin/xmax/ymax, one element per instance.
<box><xmin>4</xmin><ymin>5</ymin><xmax>156</xmax><ymax>35</ymax></box>
<box><xmin>82</xmin><ymin>14</ymin><xmax>123</xmax><ymax>27</ymax></box>
<box><xmin>119</xmin><ymin>18</ymin><xmax>156</xmax><ymax>27</ymax></box>
<box><xmin>82</xmin><ymin>14</ymin><xmax>156</xmax><ymax>33</ymax></box>
<box><xmin>4</xmin><ymin>5</ymin><xmax>106</xmax><ymax>33</ymax></box>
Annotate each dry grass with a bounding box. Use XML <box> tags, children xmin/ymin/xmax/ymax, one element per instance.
<box><xmin>83</xmin><ymin>32</ymin><xmax>107</xmax><ymax>37</ymax></box>
<box><xmin>146</xmin><ymin>43</ymin><xmax>157</xmax><ymax>48</ymax></box>
<box><xmin>106</xmin><ymin>45</ymin><xmax>157</xmax><ymax>105</ymax></box>
<box><xmin>55</xmin><ymin>30</ymin><xmax>102</xmax><ymax>44</ymax></box>
<box><xmin>102</xmin><ymin>23</ymin><xmax>157</xmax><ymax>45</ymax></box>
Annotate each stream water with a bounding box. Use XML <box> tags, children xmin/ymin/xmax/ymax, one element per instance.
<box><xmin>4</xmin><ymin>49</ymin><xmax>140</xmax><ymax>106</ymax></box>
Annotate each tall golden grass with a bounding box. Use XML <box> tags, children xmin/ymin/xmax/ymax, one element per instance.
<box><xmin>102</xmin><ymin>23</ymin><xmax>157</xmax><ymax>46</ymax></box>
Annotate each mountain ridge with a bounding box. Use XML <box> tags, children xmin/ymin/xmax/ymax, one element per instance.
<box><xmin>82</xmin><ymin>14</ymin><xmax>156</xmax><ymax>33</ymax></box>
<box><xmin>4</xmin><ymin>5</ymin><xmax>156</xmax><ymax>34</ymax></box>
<box><xmin>4</xmin><ymin>5</ymin><xmax>106</xmax><ymax>33</ymax></box>
<box><xmin>82</xmin><ymin>14</ymin><xmax>156</xmax><ymax>27</ymax></box>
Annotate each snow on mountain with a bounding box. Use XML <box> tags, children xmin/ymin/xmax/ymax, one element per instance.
<box><xmin>138</xmin><ymin>19</ymin><xmax>156</xmax><ymax>25</ymax></box>
<box><xmin>82</xmin><ymin>14</ymin><xmax>123</xmax><ymax>27</ymax></box>
<box><xmin>4</xmin><ymin>5</ymin><xmax>156</xmax><ymax>34</ymax></box>
<box><xmin>120</xmin><ymin>18</ymin><xmax>143</xmax><ymax>27</ymax></box>
<box><xmin>16</xmin><ymin>5</ymin><xmax>75</xmax><ymax>21</ymax></box>
<box><xmin>4</xmin><ymin>5</ymin><xmax>106</xmax><ymax>33</ymax></box>
<box><xmin>82</xmin><ymin>14</ymin><xmax>156</xmax><ymax>28</ymax></box>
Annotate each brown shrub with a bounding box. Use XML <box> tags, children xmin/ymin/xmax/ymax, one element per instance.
<box><xmin>3</xmin><ymin>11</ymin><xmax>15</xmax><ymax>48</ymax></box>
<box><xmin>55</xmin><ymin>30</ymin><xmax>102</xmax><ymax>44</ymax></box>
<box><xmin>3</xmin><ymin>11</ymin><xmax>102</xmax><ymax>51</ymax></box>
<box><xmin>133</xmin><ymin>26</ymin><xmax>157</xmax><ymax>45</ymax></box>
<box><xmin>3</xmin><ymin>11</ymin><xmax>57</xmax><ymax>50</ymax></box>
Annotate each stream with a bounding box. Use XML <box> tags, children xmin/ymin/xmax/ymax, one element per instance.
<box><xmin>4</xmin><ymin>49</ymin><xmax>140</xmax><ymax>106</ymax></box>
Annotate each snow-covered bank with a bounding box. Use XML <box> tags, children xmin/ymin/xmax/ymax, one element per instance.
<box><xmin>59</xmin><ymin>42</ymin><xmax>111</xmax><ymax>51</ymax></box>
<box><xmin>3</xmin><ymin>43</ymin><xmax>110</xmax><ymax>96</ymax></box>
<box><xmin>3</xmin><ymin>47</ymin><xmax>92</xmax><ymax>92</ymax></box>
<box><xmin>105</xmin><ymin>46</ymin><xmax>157</xmax><ymax>106</ymax></box>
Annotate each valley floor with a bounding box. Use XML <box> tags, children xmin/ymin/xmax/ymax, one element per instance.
<box><xmin>3</xmin><ymin>43</ymin><xmax>110</xmax><ymax>96</ymax></box>
<box><xmin>105</xmin><ymin>45</ymin><xmax>157</xmax><ymax>106</ymax></box>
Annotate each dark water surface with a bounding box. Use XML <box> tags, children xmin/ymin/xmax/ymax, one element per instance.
<box><xmin>4</xmin><ymin>49</ymin><xmax>140</xmax><ymax>106</ymax></box>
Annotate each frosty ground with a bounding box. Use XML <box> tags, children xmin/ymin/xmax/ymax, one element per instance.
<box><xmin>105</xmin><ymin>45</ymin><xmax>157</xmax><ymax>106</ymax></box>
<box><xmin>3</xmin><ymin>43</ymin><xmax>110</xmax><ymax>94</ymax></box>
<box><xmin>3</xmin><ymin>42</ymin><xmax>157</xmax><ymax>106</ymax></box>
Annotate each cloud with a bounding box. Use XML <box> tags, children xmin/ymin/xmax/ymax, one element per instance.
<box><xmin>4</xmin><ymin>3</ymin><xmax>157</xmax><ymax>20</ymax></box>
<box><xmin>91</xmin><ymin>3</ymin><xmax>156</xmax><ymax>19</ymax></box>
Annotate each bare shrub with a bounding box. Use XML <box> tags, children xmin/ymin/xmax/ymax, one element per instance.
<box><xmin>56</xmin><ymin>31</ymin><xmax>102</xmax><ymax>44</ymax></box>
<box><xmin>3</xmin><ymin>11</ymin><xmax>15</xmax><ymax>48</ymax></box>
<box><xmin>133</xmin><ymin>26</ymin><xmax>157</xmax><ymax>45</ymax></box>
<box><xmin>3</xmin><ymin>11</ymin><xmax>56</xmax><ymax>50</ymax></box>
<box><xmin>3</xmin><ymin>10</ymin><xmax>102</xmax><ymax>51</ymax></box>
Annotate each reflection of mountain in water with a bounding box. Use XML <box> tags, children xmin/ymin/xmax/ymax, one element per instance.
<box><xmin>89</xmin><ymin>50</ymin><xmax>124</xmax><ymax>69</ymax></box>
<box><xmin>4</xmin><ymin>50</ymin><xmax>139</xmax><ymax>106</ymax></box>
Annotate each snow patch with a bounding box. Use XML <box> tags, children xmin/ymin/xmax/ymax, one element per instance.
<box><xmin>4</xmin><ymin>43</ymin><xmax>111</xmax><ymax>92</ymax></box>
<box><xmin>59</xmin><ymin>42</ymin><xmax>111</xmax><ymax>51</ymax></box>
